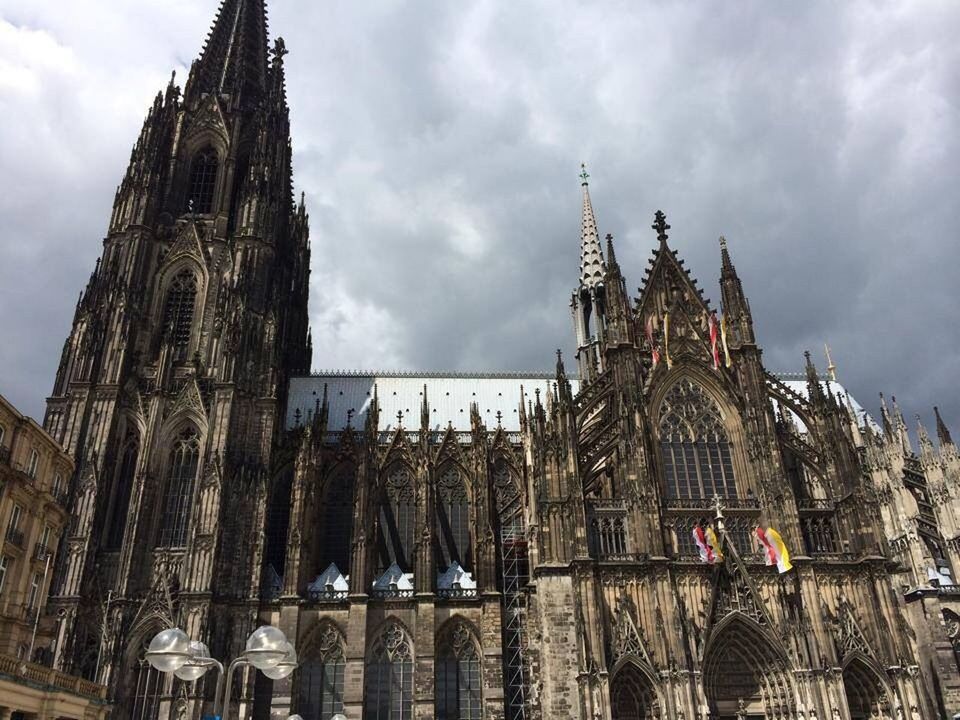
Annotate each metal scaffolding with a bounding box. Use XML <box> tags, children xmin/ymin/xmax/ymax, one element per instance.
<box><xmin>496</xmin><ymin>471</ymin><xmax>530</xmax><ymax>720</ymax></box>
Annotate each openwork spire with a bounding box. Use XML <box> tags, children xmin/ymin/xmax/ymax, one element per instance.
<box><xmin>578</xmin><ymin>163</ymin><xmax>606</xmax><ymax>289</ymax></box>
<box><xmin>192</xmin><ymin>0</ymin><xmax>269</xmax><ymax>102</ymax></box>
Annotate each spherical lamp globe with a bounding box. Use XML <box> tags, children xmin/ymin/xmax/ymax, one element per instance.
<box><xmin>173</xmin><ymin>640</ymin><xmax>211</xmax><ymax>681</ymax></box>
<box><xmin>287</xmin><ymin>716</ymin><xmax>305</xmax><ymax>720</ymax></box>
<box><xmin>244</xmin><ymin>625</ymin><xmax>289</xmax><ymax>669</ymax></box>
<box><xmin>263</xmin><ymin>641</ymin><xmax>297</xmax><ymax>680</ymax></box>
<box><xmin>145</xmin><ymin>628</ymin><xmax>191</xmax><ymax>673</ymax></box>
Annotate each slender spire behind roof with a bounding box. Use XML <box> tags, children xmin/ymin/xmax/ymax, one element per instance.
<box><xmin>578</xmin><ymin>163</ymin><xmax>606</xmax><ymax>289</ymax></box>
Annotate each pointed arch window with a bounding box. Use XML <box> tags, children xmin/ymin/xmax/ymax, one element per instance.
<box><xmin>105</xmin><ymin>433</ymin><xmax>139</xmax><ymax>549</ymax></box>
<box><xmin>436</xmin><ymin>622</ymin><xmax>482</xmax><ymax>720</ymax></box>
<box><xmin>377</xmin><ymin>467</ymin><xmax>415</xmax><ymax>573</ymax></box>
<box><xmin>298</xmin><ymin>624</ymin><xmax>346</xmax><ymax>720</ymax></box>
<box><xmin>435</xmin><ymin>466</ymin><xmax>471</xmax><ymax>571</ymax></box>
<box><xmin>162</xmin><ymin>271</ymin><xmax>198</xmax><ymax>361</ymax></box>
<box><xmin>364</xmin><ymin>622</ymin><xmax>413</xmax><ymax>720</ymax></box>
<box><xmin>319</xmin><ymin>465</ymin><xmax>355</xmax><ymax>573</ymax></box>
<box><xmin>186</xmin><ymin>147</ymin><xmax>218</xmax><ymax>214</ymax></box>
<box><xmin>156</xmin><ymin>428</ymin><xmax>200</xmax><ymax>548</ymax></box>
<box><xmin>658</xmin><ymin>379</ymin><xmax>737</xmax><ymax>500</ymax></box>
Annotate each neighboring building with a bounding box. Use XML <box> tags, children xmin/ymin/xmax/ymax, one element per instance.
<box><xmin>37</xmin><ymin>1</ymin><xmax>960</xmax><ymax>719</ymax></box>
<box><xmin>0</xmin><ymin>394</ymin><xmax>108</xmax><ymax>719</ymax></box>
<box><xmin>0</xmin><ymin>393</ymin><xmax>70</xmax><ymax>663</ymax></box>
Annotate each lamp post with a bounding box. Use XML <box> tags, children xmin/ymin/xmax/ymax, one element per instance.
<box><xmin>144</xmin><ymin>625</ymin><xmax>296</xmax><ymax>720</ymax></box>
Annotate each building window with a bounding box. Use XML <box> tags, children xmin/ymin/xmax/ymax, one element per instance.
<box><xmin>162</xmin><ymin>271</ymin><xmax>198</xmax><ymax>361</ymax></box>
<box><xmin>364</xmin><ymin>622</ymin><xmax>413</xmax><ymax>720</ymax></box>
<box><xmin>377</xmin><ymin>467</ymin><xmax>415</xmax><ymax>573</ymax></box>
<box><xmin>298</xmin><ymin>624</ymin><xmax>346</xmax><ymax>720</ymax></box>
<box><xmin>52</xmin><ymin>473</ymin><xmax>63</xmax><ymax>500</ymax></box>
<box><xmin>36</xmin><ymin>525</ymin><xmax>52</xmax><ymax>560</ymax></box>
<box><xmin>0</xmin><ymin>556</ymin><xmax>8</xmax><ymax>595</ymax></box>
<box><xmin>106</xmin><ymin>435</ymin><xmax>139</xmax><ymax>550</ymax></box>
<box><xmin>658</xmin><ymin>379</ymin><xmax>737</xmax><ymax>500</ymax></box>
<box><xmin>156</xmin><ymin>428</ymin><xmax>200</xmax><ymax>548</ymax></box>
<box><xmin>435</xmin><ymin>466</ymin><xmax>471</xmax><ymax>571</ymax></box>
<box><xmin>6</xmin><ymin>505</ymin><xmax>23</xmax><ymax>546</ymax></box>
<box><xmin>436</xmin><ymin>622</ymin><xmax>482</xmax><ymax>720</ymax></box>
<box><xmin>319</xmin><ymin>466</ymin><xmax>355</xmax><ymax>573</ymax></box>
<box><xmin>589</xmin><ymin>513</ymin><xmax>627</xmax><ymax>558</ymax></box>
<box><xmin>27</xmin><ymin>449</ymin><xmax>39</xmax><ymax>478</ymax></box>
<box><xmin>186</xmin><ymin>147</ymin><xmax>218</xmax><ymax>214</ymax></box>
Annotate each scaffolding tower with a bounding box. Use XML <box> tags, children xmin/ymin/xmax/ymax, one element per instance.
<box><xmin>496</xmin><ymin>462</ymin><xmax>530</xmax><ymax>720</ymax></box>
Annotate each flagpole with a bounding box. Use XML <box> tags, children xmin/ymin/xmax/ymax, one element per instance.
<box><xmin>24</xmin><ymin>552</ymin><xmax>51</xmax><ymax>669</ymax></box>
<box><xmin>94</xmin><ymin>589</ymin><xmax>114</xmax><ymax>682</ymax></box>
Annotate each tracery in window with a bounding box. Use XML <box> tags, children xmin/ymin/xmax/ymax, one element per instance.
<box><xmin>298</xmin><ymin>624</ymin><xmax>346</xmax><ymax>720</ymax></box>
<box><xmin>435</xmin><ymin>466</ymin><xmax>471</xmax><ymax>571</ymax></box>
<box><xmin>319</xmin><ymin>465</ymin><xmax>355</xmax><ymax>573</ymax></box>
<box><xmin>162</xmin><ymin>271</ymin><xmax>198</xmax><ymax>361</ymax></box>
<box><xmin>436</xmin><ymin>621</ymin><xmax>482</xmax><ymax>720</ymax></box>
<box><xmin>106</xmin><ymin>433</ymin><xmax>139</xmax><ymax>550</ymax></box>
<box><xmin>364</xmin><ymin>622</ymin><xmax>413</xmax><ymax>720</ymax></box>
<box><xmin>156</xmin><ymin>428</ymin><xmax>200</xmax><ymax>548</ymax></box>
<box><xmin>377</xmin><ymin>467</ymin><xmax>415</xmax><ymax>573</ymax></box>
<box><xmin>186</xmin><ymin>147</ymin><xmax>218</xmax><ymax>214</ymax></box>
<box><xmin>658</xmin><ymin>379</ymin><xmax>736</xmax><ymax>499</ymax></box>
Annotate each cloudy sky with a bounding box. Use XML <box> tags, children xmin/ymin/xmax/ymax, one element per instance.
<box><xmin>0</xmin><ymin>0</ymin><xmax>957</xmax><ymax>436</ymax></box>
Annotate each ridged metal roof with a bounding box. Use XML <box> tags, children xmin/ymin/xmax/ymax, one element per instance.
<box><xmin>287</xmin><ymin>373</ymin><xmax>576</xmax><ymax>432</ymax></box>
<box><xmin>287</xmin><ymin>373</ymin><xmax>871</xmax><ymax>434</ymax></box>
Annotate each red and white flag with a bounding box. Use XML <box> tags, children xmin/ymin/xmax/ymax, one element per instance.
<box><xmin>693</xmin><ymin>526</ymin><xmax>722</xmax><ymax>564</ymax></box>
<box><xmin>708</xmin><ymin>312</ymin><xmax>721</xmax><ymax>370</ymax></box>
<box><xmin>645</xmin><ymin>315</ymin><xmax>661</xmax><ymax>367</ymax></box>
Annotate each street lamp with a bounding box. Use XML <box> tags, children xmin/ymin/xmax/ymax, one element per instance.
<box><xmin>262</xmin><ymin>642</ymin><xmax>297</xmax><ymax>680</ymax></box>
<box><xmin>144</xmin><ymin>625</ymin><xmax>296</xmax><ymax>719</ymax></box>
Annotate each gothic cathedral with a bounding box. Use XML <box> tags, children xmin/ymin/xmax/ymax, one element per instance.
<box><xmin>41</xmin><ymin>2</ymin><xmax>960</xmax><ymax>719</ymax></box>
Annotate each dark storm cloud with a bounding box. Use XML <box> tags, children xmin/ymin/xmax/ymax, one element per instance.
<box><xmin>1</xmin><ymin>0</ymin><xmax>957</xmax><ymax>436</ymax></box>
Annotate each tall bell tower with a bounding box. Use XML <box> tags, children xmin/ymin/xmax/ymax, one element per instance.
<box><xmin>42</xmin><ymin>1</ymin><xmax>310</xmax><ymax>715</ymax></box>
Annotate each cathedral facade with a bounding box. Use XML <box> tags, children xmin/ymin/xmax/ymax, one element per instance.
<box><xmin>39</xmin><ymin>1</ymin><xmax>960</xmax><ymax>719</ymax></box>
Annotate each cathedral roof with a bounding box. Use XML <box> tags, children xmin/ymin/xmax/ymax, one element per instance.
<box><xmin>287</xmin><ymin>372</ymin><xmax>573</xmax><ymax>433</ymax></box>
<box><xmin>287</xmin><ymin>371</ymin><xmax>873</xmax><ymax>435</ymax></box>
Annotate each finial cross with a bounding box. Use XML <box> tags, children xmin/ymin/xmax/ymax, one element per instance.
<box><xmin>495</xmin><ymin>410</ymin><xmax>503</xmax><ymax>426</ymax></box>
<box><xmin>712</xmin><ymin>494</ymin><xmax>725</xmax><ymax>522</ymax></box>
<box><xmin>396</xmin><ymin>410</ymin><xmax>404</xmax><ymax>426</ymax></box>
<box><xmin>346</xmin><ymin>408</ymin><xmax>354</xmax><ymax>427</ymax></box>
<box><xmin>652</xmin><ymin>210</ymin><xmax>670</xmax><ymax>243</ymax></box>
<box><xmin>579</xmin><ymin>162</ymin><xmax>590</xmax><ymax>185</ymax></box>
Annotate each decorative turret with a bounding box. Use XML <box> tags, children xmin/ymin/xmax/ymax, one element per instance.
<box><xmin>892</xmin><ymin>395</ymin><xmax>912</xmax><ymax>455</ymax></box>
<box><xmin>935</xmin><ymin>406</ymin><xmax>954</xmax><ymax>448</ymax></box>
<box><xmin>571</xmin><ymin>164</ymin><xmax>608</xmax><ymax>384</ymax></box>
<box><xmin>719</xmin><ymin>236</ymin><xmax>755</xmax><ymax>347</ymax></box>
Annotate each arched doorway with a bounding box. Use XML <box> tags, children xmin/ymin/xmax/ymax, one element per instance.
<box><xmin>842</xmin><ymin>656</ymin><xmax>892</xmax><ymax>719</ymax></box>
<box><xmin>702</xmin><ymin>615</ymin><xmax>793</xmax><ymax>719</ymax></box>
<box><xmin>610</xmin><ymin>661</ymin><xmax>659</xmax><ymax>719</ymax></box>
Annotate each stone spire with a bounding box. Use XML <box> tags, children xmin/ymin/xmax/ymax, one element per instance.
<box><xmin>189</xmin><ymin>0</ymin><xmax>269</xmax><ymax>104</ymax></box>
<box><xmin>718</xmin><ymin>235</ymin><xmax>755</xmax><ymax>346</ymax></box>
<box><xmin>578</xmin><ymin>163</ymin><xmax>606</xmax><ymax>290</ymax></box>
<box><xmin>935</xmin><ymin>406</ymin><xmax>954</xmax><ymax>447</ymax></box>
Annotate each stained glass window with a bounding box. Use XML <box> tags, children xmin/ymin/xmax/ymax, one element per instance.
<box><xmin>658</xmin><ymin>380</ymin><xmax>737</xmax><ymax>500</ymax></box>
